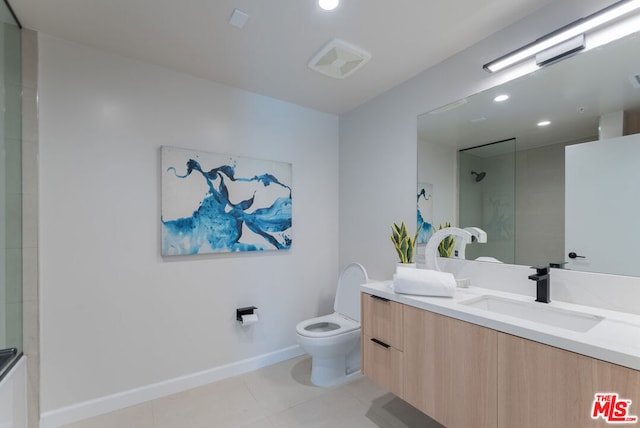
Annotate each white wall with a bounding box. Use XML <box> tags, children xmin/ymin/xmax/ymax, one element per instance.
<box><xmin>339</xmin><ymin>0</ymin><xmax>614</xmax><ymax>281</ymax></box>
<box><xmin>38</xmin><ymin>34</ymin><xmax>340</xmax><ymax>414</ymax></box>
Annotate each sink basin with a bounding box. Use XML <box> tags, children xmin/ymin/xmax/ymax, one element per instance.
<box><xmin>459</xmin><ymin>295</ymin><xmax>604</xmax><ymax>332</ymax></box>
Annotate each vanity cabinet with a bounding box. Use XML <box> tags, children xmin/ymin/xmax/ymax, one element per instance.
<box><xmin>361</xmin><ymin>290</ymin><xmax>640</xmax><ymax>428</ymax></box>
<box><xmin>361</xmin><ymin>293</ymin><xmax>497</xmax><ymax>428</ymax></box>
<box><xmin>361</xmin><ymin>293</ymin><xmax>403</xmax><ymax>349</ymax></box>
<box><xmin>403</xmin><ymin>305</ymin><xmax>497</xmax><ymax>428</ymax></box>
<box><xmin>361</xmin><ymin>293</ymin><xmax>404</xmax><ymax>397</ymax></box>
<box><xmin>498</xmin><ymin>333</ymin><xmax>640</xmax><ymax>428</ymax></box>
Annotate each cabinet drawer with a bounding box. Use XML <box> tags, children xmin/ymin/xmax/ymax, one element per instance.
<box><xmin>361</xmin><ymin>293</ymin><xmax>404</xmax><ymax>350</ymax></box>
<box><xmin>362</xmin><ymin>334</ymin><xmax>404</xmax><ymax>397</ymax></box>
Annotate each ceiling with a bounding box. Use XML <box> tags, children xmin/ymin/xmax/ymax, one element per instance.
<box><xmin>9</xmin><ymin>0</ymin><xmax>554</xmax><ymax>114</ymax></box>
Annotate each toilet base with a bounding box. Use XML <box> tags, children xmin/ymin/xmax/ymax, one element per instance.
<box><xmin>309</xmin><ymin>356</ymin><xmax>362</xmax><ymax>388</ymax></box>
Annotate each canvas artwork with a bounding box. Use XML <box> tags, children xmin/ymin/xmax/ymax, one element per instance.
<box><xmin>161</xmin><ymin>146</ymin><xmax>292</xmax><ymax>256</ymax></box>
<box><xmin>417</xmin><ymin>182</ymin><xmax>434</xmax><ymax>245</ymax></box>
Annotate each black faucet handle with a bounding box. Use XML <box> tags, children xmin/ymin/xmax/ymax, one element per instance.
<box><xmin>549</xmin><ymin>261</ymin><xmax>568</xmax><ymax>269</ymax></box>
<box><xmin>530</xmin><ymin>265</ymin><xmax>550</xmax><ymax>275</ymax></box>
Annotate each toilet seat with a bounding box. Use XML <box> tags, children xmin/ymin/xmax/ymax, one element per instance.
<box><xmin>295</xmin><ymin>312</ymin><xmax>359</xmax><ymax>338</ymax></box>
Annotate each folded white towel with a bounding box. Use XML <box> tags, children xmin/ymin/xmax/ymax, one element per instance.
<box><xmin>392</xmin><ymin>267</ymin><xmax>456</xmax><ymax>297</ymax></box>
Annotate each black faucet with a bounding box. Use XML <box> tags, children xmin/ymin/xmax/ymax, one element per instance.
<box><xmin>528</xmin><ymin>266</ymin><xmax>550</xmax><ymax>303</ymax></box>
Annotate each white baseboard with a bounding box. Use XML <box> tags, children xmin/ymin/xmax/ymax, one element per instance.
<box><xmin>40</xmin><ymin>345</ymin><xmax>304</xmax><ymax>428</ymax></box>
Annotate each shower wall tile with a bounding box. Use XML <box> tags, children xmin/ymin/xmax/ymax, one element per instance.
<box><xmin>22</xmin><ymin>86</ymin><xmax>38</xmax><ymax>143</ymax></box>
<box><xmin>21</xmin><ymin>193</ymin><xmax>38</xmax><ymax>249</ymax></box>
<box><xmin>22</xmin><ymin>140</ymin><xmax>38</xmax><ymax>196</ymax></box>
<box><xmin>22</xmin><ymin>246</ymin><xmax>38</xmax><ymax>302</ymax></box>
<box><xmin>5</xmin><ymin>248</ymin><xmax>22</xmax><ymax>303</ymax></box>
<box><xmin>5</xmin><ymin>138</ymin><xmax>22</xmax><ymax>194</ymax></box>
<box><xmin>27</xmin><ymin>354</ymin><xmax>40</xmax><ymax>428</ymax></box>
<box><xmin>22</xmin><ymin>30</ymin><xmax>38</xmax><ymax>90</ymax></box>
<box><xmin>22</xmin><ymin>27</ymin><xmax>40</xmax><ymax>428</ymax></box>
<box><xmin>5</xmin><ymin>193</ymin><xmax>22</xmax><ymax>249</ymax></box>
<box><xmin>22</xmin><ymin>299</ymin><xmax>38</xmax><ymax>355</ymax></box>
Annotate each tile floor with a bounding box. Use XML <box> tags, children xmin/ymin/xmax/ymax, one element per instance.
<box><xmin>63</xmin><ymin>356</ymin><xmax>443</xmax><ymax>428</ymax></box>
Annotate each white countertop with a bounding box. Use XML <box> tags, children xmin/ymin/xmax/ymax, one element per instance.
<box><xmin>362</xmin><ymin>281</ymin><xmax>640</xmax><ymax>371</ymax></box>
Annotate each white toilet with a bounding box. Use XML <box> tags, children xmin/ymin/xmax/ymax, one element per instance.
<box><xmin>295</xmin><ymin>263</ymin><xmax>368</xmax><ymax>387</ymax></box>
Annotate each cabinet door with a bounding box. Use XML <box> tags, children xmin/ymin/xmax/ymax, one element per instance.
<box><xmin>361</xmin><ymin>293</ymin><xmax>403</xmax><ymax>350</ymax></box>
<box><xmin>498</xmin><ymin>333</ymin><xmax>581</xmax><ymax>428</ymax></box>
<box><xmin>497</xmin><ymin>333</ymin><xmax>640</xmax><ymax>428</ymax></box>
<box><xmin>404</xmin><ymin>305</ymin><xmax>497</xmax><ymax>428</ymax></box>
<box><xmin>579</xmin><ymin>355</ymin><xmax>640</xmax><ymax>427</ymax></box>
<box><xmin>362</xmin><ymin>334</ymin><xmax>404</xmax><ymax>397</ymax></box>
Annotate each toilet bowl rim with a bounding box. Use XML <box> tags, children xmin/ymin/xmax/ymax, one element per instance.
<box><xmin>295</xmin><ymin>312</ymin><xmax>359</xmax><ymax>338</ymax></box>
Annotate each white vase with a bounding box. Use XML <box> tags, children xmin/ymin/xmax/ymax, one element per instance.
<box><xmin>396</xmin><ymin>262</ymin><xmax>417</xmax><ymax>271</ymax></box>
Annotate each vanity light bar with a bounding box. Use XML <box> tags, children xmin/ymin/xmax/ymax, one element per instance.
<box><xmin>484</xmin><ymin>0</ymin><xmax>640</xmax><ymax>73</ymax></box>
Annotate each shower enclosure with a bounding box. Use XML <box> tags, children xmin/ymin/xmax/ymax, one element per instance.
<box><xmin>0</xmin><ymin>0</ymin><xmax>22</xmax><ymax>379</ymax></box>
<box><xmin>458</xmin><ymin>139</ymin><xmax>515</xmax><ymax>264</ymax></box>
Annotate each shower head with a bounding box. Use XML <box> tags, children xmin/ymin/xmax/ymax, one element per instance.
<box><xmin>471</xmin><ymin>171</ymin><xmax>486</xmax><ymax>182</ymax></box>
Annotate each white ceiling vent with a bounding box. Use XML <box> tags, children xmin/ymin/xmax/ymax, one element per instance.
<box><xmin>308</xmin><ymin>38</ymin><xmax>371</xmax><ymax>79</ymax></box>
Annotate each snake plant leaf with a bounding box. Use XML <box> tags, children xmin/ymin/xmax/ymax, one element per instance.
<box><xmin>391</xmin><ymin>227</ymin><xmax>400</xmax><ymax>244</ymax></box>
<box><xmin>406</xmin><ymin>242</ymin><xmax>414</xmax><ymax>263</ymax></box>
<box><xmin>392</xmin><ymin>236</ymin><xmax>405</xmax><ymax>261</ymax></box>
<box><xmin>400</xmin><ymin>222</ymin><xmax>408</xmax><ymax>238</ymax></box>
<box><xmin>391</xmin><ymin>221</ymin><xmax>418</xmax><ymax>263</ymax></box>
<box><xmin>391</xmin><ymin>223</ymin><xmax>402</xmax><ymax>236</ymax></box>
<box><xmin>400</xmin><ymin>237</ymin><xmax>409</xmax><ymax>263</ymax></box>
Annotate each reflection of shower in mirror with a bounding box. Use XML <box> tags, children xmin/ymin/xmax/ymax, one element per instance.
<box><xmin>471</xmin><ymin>171</ymin><xmax>486</xmax><ymax>182</ymax></box>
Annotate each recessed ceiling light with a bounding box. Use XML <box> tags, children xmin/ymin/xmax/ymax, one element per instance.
<box><xmin>493</xmin><ymin>94</ymin><xmax>509</xmax><ymax>102</ymax></box>
<box><xmin>318</xmin><ymin>0</ymin><xmax>340</xmax><ymax>11</ymax></box>
<box><xmin>537</xmin><ymin>120</ymin><xmax>551</xmax><ymax>127</ymax></box>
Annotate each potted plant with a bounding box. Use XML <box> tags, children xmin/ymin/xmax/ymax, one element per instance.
<box><xmin>390</xmin><ymin>221</ymin><xmax>419</xmax><ymax>265</ymax></box>
<box><xmin>437</xmin><ymin>222</ymin><xmax>455</xmax><ymax>258</ymax></box>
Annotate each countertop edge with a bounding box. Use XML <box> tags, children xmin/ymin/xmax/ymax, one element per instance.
<box><xmin>362</xmin><ymin>281</ymin><xmax>640</xmax><ymax>372</ymax></box>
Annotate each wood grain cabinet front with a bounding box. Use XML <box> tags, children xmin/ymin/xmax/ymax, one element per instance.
<box><xmin>403</xmin><ymin>305</ymin><xmax>498</xmax><ymax>428</ymax></box>
<box><xmin>361</xmin><ymin>293</ymin><xmax>403</xmax><ymax>350</ymax></box>
<box><xmin>361</xmin><ymin>293</ymin><xmax>404</xmax><ymax>397</ymax></box>
<box><xmin>498</xmin><ymin>332</ymin><xmax>640</xmax><ymax>428</ymax></box>
<box><xmin>362</xmin><ymin>334</ymin><xmax>404</xmax><ymax>397</ymax></box>
<box><xmin>361</xmin><ymin>291</ymin><xmax>640</xmax><ymax>428</ymax></box>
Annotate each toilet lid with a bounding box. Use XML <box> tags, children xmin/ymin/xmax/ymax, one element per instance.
<box><xmin>334</xmin><ymin>263</ymin><xmax>368</xmax><ymax>322</ymax></box>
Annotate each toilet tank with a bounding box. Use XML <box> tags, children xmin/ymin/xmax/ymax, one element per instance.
<box><xmin>334</xmin><ymin>263</ymin><xmax>368</xmax><ymax>322</ymax></box>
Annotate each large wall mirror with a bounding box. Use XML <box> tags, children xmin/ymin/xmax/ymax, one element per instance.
<box><xmin>417</xmin><ymin>29</ymin><xmax>640</xmax><ymax>277</ymax></box>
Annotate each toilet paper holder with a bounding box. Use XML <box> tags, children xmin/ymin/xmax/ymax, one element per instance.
<box><xmin>236</xmin><ymin>306</ymin><xmax>258</xmax><ymax>322</ymax></box>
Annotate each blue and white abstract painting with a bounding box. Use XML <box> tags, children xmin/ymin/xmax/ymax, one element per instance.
<box><xmin>417</xmin><ymin>182</ymin><xmax>434</xmax><ymax>245</ymax></box>
<box><xmin>161</xmin><ymin>147</ymin><xmax>292</xmax><ymax>256</ymax></box>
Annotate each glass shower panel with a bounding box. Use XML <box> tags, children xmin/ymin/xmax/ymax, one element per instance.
<box><xmin>0</xmin><ymin>0</ymin><xmax>22</xmax><ymax>375</ymax></box>
<box><xmin>459</xmin><ymin>139</ymin><xmax>515</xmax><ymax>264</ymax></box>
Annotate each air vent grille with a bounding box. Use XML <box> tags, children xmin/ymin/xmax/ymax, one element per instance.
<box><xmin>308</xmin><ymin>39</ymin><xmax>371</xmax><ymax>79</ymax></box>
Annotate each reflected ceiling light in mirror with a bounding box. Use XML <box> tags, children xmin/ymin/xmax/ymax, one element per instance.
<box><xmin>318</xmin><ymin>0</ymin><xmax>340</xmax><ymax>11</ymax></box>
<box><xmin>484</xmin><ymin>0</ymin><xmax>640</xmax><ymax>73</ymax></box>
<box><xmin>537</xmin><ymin>120</ymin><xmax>552</xmax><ymax>127</ymax></box>
<box><xmin>493</xmin><ymin>94</ymin><xmax>509</xmax><ymax>102</ymax></box>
